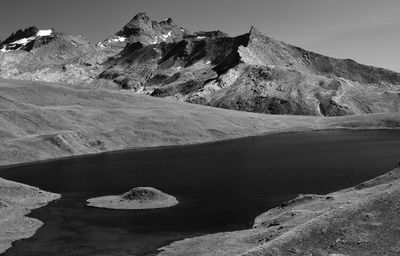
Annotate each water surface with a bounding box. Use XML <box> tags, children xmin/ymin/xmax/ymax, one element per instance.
<box><xmin>0</xmin><ymin>130</ymin><xmax>399</xmax><ymax>255</ymax></box>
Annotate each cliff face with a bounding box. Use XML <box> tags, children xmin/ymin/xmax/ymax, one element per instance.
<box><xmin>1</xmin><ymin>14</ymin><xmax>400</xmax><ymax>116</ymax></box>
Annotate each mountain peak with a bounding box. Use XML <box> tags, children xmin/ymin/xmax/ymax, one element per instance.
<box><xmin>248</xmin><ymin>26</ymin><xmax>271</xmax><ymax>41</ymax></box>
<box><xmin>114</xmin><ymin>13</ymin><xmax>187</xmax><ymax>45</ymax></box>
<box><xmin>2</xmin><ymin>26</ymin><xmax>39</xmax><ymax>45</ymax></box>
<box><xmin>132</xmin><ymin>12</ymin><xmax>151</xmax><ymax>22</ymax></box>
<box><xmin>130</xmin><ymin>13</ymin><xmax>174</xmax><ymax>26</ymax></box>
<box><xmin>0</xmin><ymin>26</ymin><xmax>55</xmax><ymax>52</ymax></box>
<box><xmin>159</xmin><ymin>18</ymin><xmax>174</xmax><ymax>26</ymax></box>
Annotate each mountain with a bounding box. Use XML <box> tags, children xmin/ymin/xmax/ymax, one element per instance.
<box><xmin>0</xmin><ymin>26</ymin><xmax>108</xmax><ymax>84</ymax></box>
<box><xmin>100</xmin><ymin>25</ymin><xmax>400</xmax><ymax>116</ymax></box>
<box><xmin>97</xmin><ymin>13</ymin><xmax>189</xmax><ymax>55</ymax></box>
<box><xmin>1</xmin><ymin>13</ymin><xmax>400</xmax><ymax>116</ymax></box>
<box><xmin>0</xmin><ymin>26</ymin><xmax>55</xmax><ymax>52</ymax></box>
<box><xmin>114</xmin><ymin>12</ymin><xmax>189</xmax><ymax>45</ymax></box>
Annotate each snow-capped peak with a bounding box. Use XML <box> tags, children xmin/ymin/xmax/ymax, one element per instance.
<box><xmin>37</xmin><ymin>29</ymin><xmax>53</xmax><ymax>37</ymax></box>
<box><xmin>0</xmin><ymin>27</ymin><xmax>55</xmax><ymax>53</ymax></box>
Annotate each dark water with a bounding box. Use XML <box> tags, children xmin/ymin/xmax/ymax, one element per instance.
<box><xmin>0</xmin><ymin>130</ymin><xmax>399</xmax><ymax>256</ymax></box>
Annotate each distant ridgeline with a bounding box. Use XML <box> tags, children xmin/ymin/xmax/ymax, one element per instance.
<box><xmin>1</xmin><ymin>12</ymin><xmax>400</xmax><ymax>116</ymax></box>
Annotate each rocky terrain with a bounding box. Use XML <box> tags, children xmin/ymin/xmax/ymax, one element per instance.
<box><xmin>1</xmin><ymin>13</ymin><xmax>399</xmax><ymax>116</ymax></box>
<box><xmin>0</xmin><ymin>78</ymin><xmax>399</xmax><ymax>167</ymax></box>
<box><xmin>159</xmin><ymin>165</ymin><xmax>400</xmax><ymax>256</ymax></box>
<box><xmin>0</xmin><ymin>177</ymin><xmax>60</xmax><ymax>254</ymax></box>
<box><xmin>87</xmin><ymin>187</ymin><xmax>178</xmax><ymax>209</ymax></box>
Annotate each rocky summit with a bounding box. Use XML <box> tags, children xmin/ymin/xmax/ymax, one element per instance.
<box><xmin>1</xmin><ymin>13</ymin><xmax>400</xmax><ymax>116</ymax></box>
<box><xmin>115</xmin><ymin>12</ymin><xmax>189</xmax><ymax>45</ymax></box>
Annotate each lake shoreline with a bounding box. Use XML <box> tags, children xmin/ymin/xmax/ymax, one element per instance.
<box><xmin>0</xmin><ymin>127</ymin><xmax>399</xmax><ymax>255</ymax></box>
<box><xmin>1</xmin><ymin>126</ymin><xmax>399</xmax><ymax>170</ymax></box>
<box><xmin>158</xmin><ymin>166</ymin><xmax>400</xmax><ymax>256</ymax></box>
<box><xmin>0</xmin><ymin>178</ymin><xmax>60</xmax><ymax>254</ymax></box>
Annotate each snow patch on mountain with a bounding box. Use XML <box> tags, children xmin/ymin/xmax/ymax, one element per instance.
<box><xmin>37</xmin><ymin>29</ymin><xmax>53</xmax><ymax>37</ymax></box>
<box><xmin>159</xmin><ymin>31</ymin><xmax>172</xmax><ymax>41</ymax></box>
<box><xmin>111</xmin><ymin>36</ymin><xmax>126</xmax><ymax>42</ymax></box>
<box><xmin>97</xmin><ymin>42</ymin><xmax>106</xmax><ymax>48</ymax></box>
<box><xmin>0</xmin><ymin>46</ymin><xmax>11</xmax><ymax>53</ymax></box>
<box><xmin>0</xmin><ymin>28</ymin><xmax>55</xmax><ymax>52</ymax></box>
<box><xmin>10</xmin><ymin>36</ymin><xmax>36</xmax><ymax>46</ymax></box>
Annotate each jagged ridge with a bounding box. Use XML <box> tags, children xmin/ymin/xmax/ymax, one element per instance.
<box><xmin>1</xmin><ymin>13</ymin><xmax>400</xmax><ymax>116</ymax></box>
<box><xmin>99</xmin><ymin>22</ymin><xmax>400</xmax><ymax>116</ymax></box>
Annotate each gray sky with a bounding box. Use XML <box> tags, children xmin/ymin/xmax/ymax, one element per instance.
<box><xmin>1</xmin><ymin>0</ymin><xmax>399</xmax><ymax>71</ymax></box>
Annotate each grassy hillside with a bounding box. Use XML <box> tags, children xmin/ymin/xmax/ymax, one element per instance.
<box><xmin>0</xmin><ymin>78</ymin><xmax>399</xmax><ymax>166</ymax></box>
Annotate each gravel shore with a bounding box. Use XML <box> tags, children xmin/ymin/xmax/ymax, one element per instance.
<box><xmin>0</xmin><ymin>178</ymin><xmax>60</xmax><ymax>254</ymax></box>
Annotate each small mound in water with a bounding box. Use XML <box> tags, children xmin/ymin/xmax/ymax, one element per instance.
<box><xmin>86</xmin><ymin>187</ymin><xmax>178</xmax><ymax>210</ymax></box>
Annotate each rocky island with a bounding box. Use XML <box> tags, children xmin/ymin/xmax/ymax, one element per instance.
<box><xmin>87</xmin><ymin>187</ymin><xmax>179</xmax><ymax>210</ymax></box>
